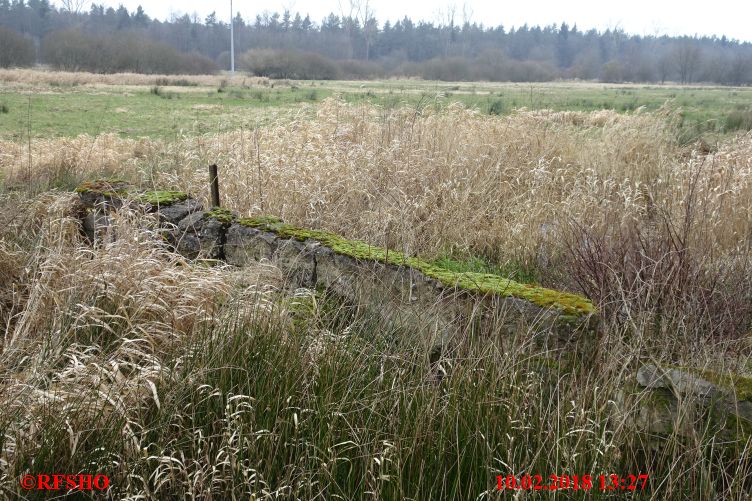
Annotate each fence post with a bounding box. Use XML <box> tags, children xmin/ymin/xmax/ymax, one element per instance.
<box><xmin>209</xmin><ymin>164</ymin><xmax>220</xmax><ymax>208</ymax></box>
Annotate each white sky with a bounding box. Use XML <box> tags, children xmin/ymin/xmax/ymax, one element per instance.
<box><xmin>65</xmin><ymin>0</ymin><xmax>752</xmax><ymax>42</ymax></box>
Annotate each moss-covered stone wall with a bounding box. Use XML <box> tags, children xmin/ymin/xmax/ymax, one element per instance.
<box><xmin>75</xmin><ymin>179</ymin><xmax>598</xmax><ymax>350</ymax></box>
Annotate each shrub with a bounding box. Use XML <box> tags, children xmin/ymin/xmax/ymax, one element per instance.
<box><xmin>600</xmin><ymin>60</ymin><xmax>624</xmax><ymax>83</ymax></box>
<box><xmin>488</xmin><ymin>99</ymin><xmax>505</xmax><ymax>115</ymax></box>
<box><xmin>154</xmin><ymin>77</ymin><xmax>198</xmax><ymax>86</ymax></box>
<box><xmin>418</xmin><ymin>57</ymin><xmax>473</xmax><ymax>81</ymax></box>
<box><xmin>337</xmin><ymin>59</ymin><xmax>384</xmax><ymax>79</ymax></box>
<box><xmin>725</xmin><ymin>108</ymin><xmax>752</xmax><ymax>132</ymax></box>
<box><xmin>150</xmin><ymin>86</ymin><xmax>176</xmax><ymax>99</ymax></box>
<box><xmin>0</xmin><ymin>27</ymin><xmax>35</xmax><ymax>68</ymax></box>
<box><xmin>240</xmin><ymin>49</ymin><xmax>341</xmax><ymax>80</ymax></box>
<box><xmin>42</xmin><ymin>30</ymin><xmax>218</xmax><ymax>75</ymax></box>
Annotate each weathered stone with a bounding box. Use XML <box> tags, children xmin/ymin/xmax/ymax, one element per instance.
<box><xmin>627</xmin><ymin>364</ymin><xmax>752</xmax><ymax>445</ymax></box>
<box><xmin>75</xmin><ymin>180</ymin><xmax>133</xmax><ymax>243</ymax></box>
<box><xmin>311</xmin><ymin>245</ymin><xmax>456</xmax><ymax>348</ymax></box>
<box><xmin>224</xmin><ymin>224</ymin><xmax>277</xmax><ymax>266</ymax></box>
<box><xmin>171</xmin><ymin>213</ymin><xmax>226</xmax><ymax>260</ymax></box>
<box><xmin>75</xmin><ymin>180</ymin><xmax>131</xmax><ymax>209</ymax></box>
<box><xmin>274</xmin><ymin>237</ymin><xmax>316</xmax><ymax>287</ymax></box>
<box><xmin>80</xmin><ymin>210</ymin><xmax>112</xmax><ymax>243</ymax></box>
<box><xmin>177</xmin><ymin>211</ymin><xmax>205</xmax><ymax>230</ymax></box>
<box><xmin>636</xmin><ymin>364</ymin><xmax>721</xmax><ymax>399</ymax></box>
<box><xmin>156</xmin><ymin>198</ymin><xmax>203</xmax><ymax>225</ymax></box>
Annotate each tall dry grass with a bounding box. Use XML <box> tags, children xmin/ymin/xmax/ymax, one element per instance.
<box><xmin>1</xmin><ymin>192</ymin><xmax>749</xmax><ymax>499</ymax></box>
<box><xmin>2</xmin><ymin>100</ymin><xmax>752</xmax><ymax>498</ymax></box>
<box><xmin>2</xmin><ymin>99</ymin><xmax>751</xmax><ymax>285</ymax></box>
<box><xmin>4</xmin><ymin>99</ymin><xmax>752</xmax><ymax>343</ymax></box>
<box><xmin>0</xmin><ymin>68</ymin><xmax>269</xmax><ymax>88</ymax></box>
<box><xmin>1</xmin><ymin>100</ymin><xmax>682</xmax><ymax>259</ymax></box>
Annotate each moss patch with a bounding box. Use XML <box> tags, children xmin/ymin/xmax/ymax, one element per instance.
<box><xmin>716</xmin><ymin>408</ymin><xmax>752</xmax><ymax>441</ymax></box>
<box><xmin>643</xmin><ymin>387</ymin><xmax>676</xmax><ymax>409</ymax></box>
<box><xmin>433</xmin><ymin>253</ymin><xmax>540</xmax><ymax>285</ymax></box>
<box><xmin>75</xmin><ymin>179</ymin><xmax>129</xmax><ymax>196</ymax></box>
<box><xmin>137</xmin><ymin>191</ymin><xmax>189</xmax><ymax>206</ymax></box>
<box><xmin>205</xmin><ymin>207</ymin><xmax>234</xmax><ymax>224</ymax></box>
<box><xmin>686</xmin><ymin>369</ymin><xmax>752</xmax><ymax>402</ymax></box>
<box><xmin>238</xmin><ymin>216</ymin><xmax>595</xmax><ymax>317</ymax></box>
<box><xmin>77</xmin><ymin>182</ymin><xmax>189</xmax><ymax>207</ymax></box>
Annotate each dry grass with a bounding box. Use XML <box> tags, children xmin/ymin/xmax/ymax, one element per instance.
<box><xmin>2</xmin><ymin>99</ymin><xmax>752</xmax><ymax>498</ymax></box>
<box><xmin>0</xmin><ymin>194</ymin><xmax>288</xmax><ymax>495</ymax></box>
<box><xmin>3</xmin><ymin>99</ymin><xmax>752</xmax><ymax>342</ymax></box>
<box><xmin>0</xmin><ymin>68</ymin><xmax>269</xmax><ymax>88</ymax></box>
<box><xmin>2</xmin><ymin>99</ymin><xmax>751</xmax><ymax>265</ymax></box>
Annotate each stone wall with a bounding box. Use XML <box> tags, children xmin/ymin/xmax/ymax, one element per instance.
<box><xmin>75</xmin><ymin>180</ymin><xmax>598</xmax><ymax>353</ymax></box>
<box><xmin>74</xmin><ymin>180</ymin><xmax>752</xmax><ymax>451</ymax></box>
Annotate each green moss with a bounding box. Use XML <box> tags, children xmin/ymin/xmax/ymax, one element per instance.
<box><xmin>238</xmin><ymin>216</ymin><xmax>596</xmax><ymax>317</ymax></box>
<box><xmin>243</xmin><ymin>215</ymin><xmax>283</xmax><ymax>226</ymax></box>
<box><xmin>717</xmin><ymin>408</ymin><xmax>752</xmax><ymax>440</ymax></box>
<box><xmin>624</xmin><ymin>379</ymin><xmax>675</xmax><ymax>407</ymax></box>
<box><xmin>433</xmin><ymin>253</ymin><xmax>540</xmax><ymax>285</ymax></box>
<box><xmin>77</xmin><ymin>181</ymin><xmax>189</xmax><ymax>207</ymax></box>
<box><xmin>685</xmin><ymin>369</ymin><xmax>752</xmax><ymax>402</ymax></box>
<box><xmin>137</xmin><ymin>191</ymin><xmax>189</xmax><ymax>206</ymax></box>
<box><xmin>644</xmin><ymin>387</ymin><xmax>676</xmax><ymax>409</ymax></box>
<box><xmin>205</xmin><ymin>207</ymin><xmax>234</xmax><ymax>224</ymax></box>
<box><xmin>75</xmin><ymin>179</ymin><xmax>129</xmax><ymax>196</ymax></box>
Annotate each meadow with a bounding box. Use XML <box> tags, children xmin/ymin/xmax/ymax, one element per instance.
<box><xmin>1</xmin><ymin>69</ymin><xmax>752</xmax><ymax>499</ymax></box>
<box><xmin>1</xmin><ymin>68</ymin><xmax>752</xmax><ymax>140</ymax></box>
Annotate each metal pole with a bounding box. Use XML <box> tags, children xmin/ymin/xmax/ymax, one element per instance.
<box><xmin>209</xmin><ymin>164</ymin><xmax>221</xmax><ymax>208</ymax></box>
<box><xmin>230</xmin><ymin>0</ymin><xmax>235</xmax><ymax>74</ymax></box>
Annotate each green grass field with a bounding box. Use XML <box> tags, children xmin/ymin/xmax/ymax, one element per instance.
<box><xmin>2</xmin><ymin>76</ymin><xmax>751</xmax><ymax>140</ymax></box>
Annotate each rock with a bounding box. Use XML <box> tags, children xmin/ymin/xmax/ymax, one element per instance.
<box><xmin>170</xmin><ymin>211</ymin><xmax>227</xmax><ymax>260</ymax></box>
<box><xmin>75</xmin><ymin>180</ymin><xmax>132</xmax><ymax>243</ymax></box>
<box><xmin>75</xmin><ymin>180</ymin><xmax>131</xmax><ymax>209</ymax></box>
<box><xmin>224</xmin><ymin>224</ymin><xmax>277</xmax><ymax>266</ymax></box>
<box><xmin>156</xmin><ymin>198</ymin><xmax>203</xmax><ymax>226</ymax></box>
<box><xmin>274</xmin><ymin>237</ymin><xmax>316</xmax><ymax>287</ymax></box>
<box><xmin>629</xmin><ymin>364</ymin><xmax>752</xmax><ymax>444</ymax></box>
<box><xmin>177</xmin><ymin>211</ymin><xmax>205</xmax><ymax>230</ymax></box>
<box><xmin>80</xmin><ymin>210</ymin><xmax>112</xmax><ymax>243</ymax></box>
<box><xmin>636</xmin><ymin>364</ymin><xmax>721</xmax><ymax>399</ymax></box>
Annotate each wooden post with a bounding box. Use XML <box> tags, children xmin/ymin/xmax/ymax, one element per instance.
<box><xmin>209</xmin><ymin>164</ymin><xmax>220</xmax><ymax>208</ymax></box>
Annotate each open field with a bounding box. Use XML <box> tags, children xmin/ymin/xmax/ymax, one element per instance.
<box><xmin>2</xmin><ymin>70</ymin><xmax>752</xmax><ymax>498</ymax></box>
<box><xmin>1</xmin><ymin>69</ymin><xmax>752</xmax><ymax>140</ymax></box>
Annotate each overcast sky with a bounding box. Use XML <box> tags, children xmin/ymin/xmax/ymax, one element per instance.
<box><xmin>72</xmin><ymin>0</ymin><xmax>751</xmax><ymax>42</ymax></box>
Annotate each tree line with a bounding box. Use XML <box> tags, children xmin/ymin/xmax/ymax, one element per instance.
<box><xmin>0</xmin><ymin>0</ymin><xmax>751</xmax><ymax>84</ymax></box>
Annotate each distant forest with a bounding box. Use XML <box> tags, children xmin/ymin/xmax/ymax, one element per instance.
<box><xmin>1</xmin><ymin>0</ymin><xmax>751</xmax><ymax>84</ymax></box>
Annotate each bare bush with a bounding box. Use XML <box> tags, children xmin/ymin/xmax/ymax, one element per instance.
<box><xmin>240</xmin><ymin>48</ymin><xmax>341</xmax><ymax>79</ymax></box>
<box><xmin>0</xmin><ymin>27</ymin><xmax>35</xmax><ymax>68</ymax></box>
<box><xmin>566</xmin><ymin>159</ymin><xmax>752</xmax><ymax>342</ymax></box>
<box><xmin>41</xmin><ymin>30</ymin><xmax>218</xmax><ymax>75</ymax></box>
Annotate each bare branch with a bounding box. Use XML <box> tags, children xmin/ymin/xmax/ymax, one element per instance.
<box><xmin>60</xmin><ymin>0</ymin><xmax>85</xmax><ymax>15</ymax></box>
